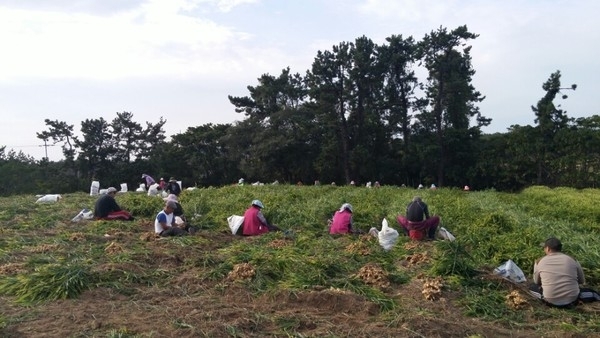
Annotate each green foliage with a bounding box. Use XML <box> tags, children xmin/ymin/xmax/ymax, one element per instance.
<box><xmin>118</xmin><ymin>193</ymin><xmax>164</xmax><ymax>217</ymax></box>
<box><xmin>429</xmin><ymin>240</ymin><xmax>476</xmax><ymax>277</ymax></box>
<box><xmin>0</xmin><ymin>262</ymin><xmax>95</xmax><ymax>303</ymax></box>
<box><xmin>1</xmin><ymin>186</ymin><xmax>600</xmax><ymax>336</ymax></box>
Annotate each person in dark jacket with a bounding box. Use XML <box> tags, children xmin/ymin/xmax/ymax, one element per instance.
<box><xmin>93</xmin><ymin>187</ymin><xmax>134</xmax><ymax>221</ymax></box>
<box><xmin>241</xmin><ymin>200</ymin><xmax>279</xmax><ymax>236</ymax></box>
<box><xmin>396</xmin><ymin>196</ymin><xmax>439</xmax><ymax>240</ymax></box>
<box><xmin>165</xmin><ymin>177</ymin><xmax>182</xmax><ymax>196</ymax></box>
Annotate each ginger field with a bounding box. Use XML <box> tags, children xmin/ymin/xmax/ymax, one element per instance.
<box><xmin>0</xmin><ymin>185</ymin><xmax>599</xmax><ymax>337</ymax></box>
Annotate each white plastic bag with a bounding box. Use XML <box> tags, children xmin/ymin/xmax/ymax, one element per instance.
<box><xmin>437</xmin><ymin>227</ymin><xmax>456</xmax><ymax>241</ymax></box>
<box><xmin>494</xmin><ymin>259</ymin><xmax>527</xmax><ymax>283</ymax></box>
<box><xmin>90</xmin><ymin>181</ymin><xmax>100</xmax><ymax>196</ymax></box>
<box><xmin>120</xmin><ymin>183</ymin><xmax>128</xmax><ymax>193</ymax></box>
<box><xmin>378</xmin><ymin>218</ymin><xmax>399</xmax><ymax>251</ymax></box>
<box><xmin>71</xmin><ymin>208</ymin><xmax>94</xmax><ymax>222</ymax></box>
<box><xmin>135</xmin><ymin>183</ymin><xmax>146</xmax><ymax>192</ymax></box>
<box><xmin>36</xmin><ymin>194</ymin><xmax>62</xmax><ymax>203</ymax></box>
<box><xmin>227</xmin><ymin>215</ymin><xmax>245</xmax><ymax>235</ymax></box>
<box><xmin>147</xmin><ymin>183</ymin><xmax>160</xmax><ymax>196</ymax></box>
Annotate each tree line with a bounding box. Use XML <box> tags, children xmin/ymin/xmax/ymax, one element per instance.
<box><xmin>1</xmin><ymin>25</ymin><xmax>598</xmax><ymax>196</ymax></box>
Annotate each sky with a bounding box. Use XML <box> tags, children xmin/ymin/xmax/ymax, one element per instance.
<box><xmin>1</xmin><ymin>0</ymin><xmax>598</xmax><ymax>161</ymax></box>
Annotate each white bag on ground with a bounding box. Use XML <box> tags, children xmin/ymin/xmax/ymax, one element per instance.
<box><xmin>120</xmin><ymin>183</ymin><xmax>128</xmax><ymax>193</ymax></box>
<box><xmin>90</xmin><ymin>181</ymin><xmax>100</xmax><ymax>196</ymax></box>
<box><xmin>227</xmin><ymin>215</ymin><xmax>245</xmax><ymax>235</ymax></box>
<box><xmin>135</xmin><ymin>183</ymin><xmax>146</xmax><ymax>192</ymax></box>
<box><xmin>71</xmin><ymin>208</ymin><xmax>94</xmax><ymax>222</ymax></box>
<box><xmin>378</xmin><ymin>218</ymin><xmax>399</xmax><ymax>251</ymax></box>
<box><xmin>494</xmin><ymin>259</ymin><xmax>527</xmax><ymax>283</ymax></box>
<box><xmin>437</xmin><ymin>227</ymin><xmax>456</xmax><ymax>241</ymax></box>
<box><xmin>36</xmin><ymin>194</ymin><xmax>62</xmax><ymax>203</ymax></box>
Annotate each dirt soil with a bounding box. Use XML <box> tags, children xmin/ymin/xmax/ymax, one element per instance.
<box><xmin>2</xmin><ymin>228</ymin><xmax>600</xmax><ymax>338</ymax></box>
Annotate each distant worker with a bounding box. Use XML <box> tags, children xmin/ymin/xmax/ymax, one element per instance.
<box><xmin>154</xmin><ymin>200</ymin><xmax>188</xmax><ymax>237</ymax></box>
<box><xmin>396</xmin><ymin>196</ymin><xmax>440</xmax><ymax>240</ymax></box>
<box><xmin>159</xmin><ymin>177</ymin><xmax>167</xmax><ymax>190</ymax></box>
<box><xmin>329</xmin><ymin>203</ymin><xmax>359</xmax><ymax>235</ymax></box>
<box><xmin>142</xmin><ymin>174</ymin><xmax>156</xmax><ymax>188</ymax></box>
<box><xmin>242</xmin><ymin>200</ymin><xmax>280</xmax><ymax>236</ymax></box>
<box><xmin>93</xmin><ymin>187</ymin><xmax>134</xmax><ymax>221</ymax></box>
<box><xmin>165</xmin><ymin>177</ymin><xmax>182</xmax><ymax>196</ymax></box>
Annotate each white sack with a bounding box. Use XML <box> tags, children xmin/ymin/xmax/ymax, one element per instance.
<box><xmin>227</xmin><ymin>215</ymin><xmax>245</xmax><ymax>235</ymax></box>
<box><xmin>175</xmin><ymin>216</ymin><xmax>185</xmax><ymax>225</ymax></box>
<box><xmin>147</xmin><ymin>183</ymin><xmax>160</xmax><ymax>196</ymax></box>
<box><xmin>90</xmin><ymin>181</ymin><xmax>100</xmax><ymax>196</ymax></box>
<box><xmin>135</xmin><ymin>183</ymin><xmax>146</xmax><ymax>192</ymax></box>
<box><xmin>437</xmin><ymin>227</ymin><xmax>456</xmax><ymax>241</ymax></box>
<box><xmin>36</xmin><ymin>194</ymin><xmax>61</xmax><ymax>203</ymax></box>
<box><xmin>99</xmin><ymin>189</ymin><xmax>108</xmax><ymax>195</ymax></box>
<box><xmin>71</xmin><ymin>208</ymin><xmax>94</xmax><ymax>222</ymax></box>
<box><xmin>378</xmin><ymin>218</ymin><xmax>399</xmax><ymax>251</ymax></box>
<box><xmin>120</xmin><ymin>183</ymin><xmax>128</xmax><ymax>193</ymax></box>
<box><xmin>494</xmin><ymin>259</ymin><xmax>527</xmax><ymax>283</ymax></box>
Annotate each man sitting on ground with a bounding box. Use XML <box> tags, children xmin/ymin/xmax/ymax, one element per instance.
<box><xmin>396</xmin><ymin>196</ymin><xmax>440</xmax><ymax>240</ymax></box>
<box><xmin>154</xmin><ymin>200</ymin><xmax>188</xmax><ymax>237</ymax></box>
<box><xmin>529</xmin><ymin>237</ymin><xmax>587</xmax><ymax>307</ymax></box>
<box><xmin>93</xmin><ymin>187</ymin><xmax>134</xmax><ymax>221</ymax></box>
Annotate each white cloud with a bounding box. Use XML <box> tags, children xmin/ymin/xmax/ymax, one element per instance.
<box><xmin>0</xmin><ymin>0</ymin><xmax>261</xmax><ymax>82</ymax></box>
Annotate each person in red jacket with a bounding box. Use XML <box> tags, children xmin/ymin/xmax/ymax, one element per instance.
<box><xmin>329</xmin><ymin>203</ymin><xmax>357</xmax><ymax>234</ymax></box>
<box><xmin>396</xmin><ymin>196</ymin><xmax>440</xmax><ymax>240</ymax></box>
<box><xmin>242</xmin><ymin>200</ymin><xmax>279</xmax><ymax>236</ymax></box>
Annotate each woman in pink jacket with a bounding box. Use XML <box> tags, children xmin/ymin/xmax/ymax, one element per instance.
<box><xmin>242</xmin><ymin>200</ymin><xmax>280</xmax><ymax>236</ymax></box>
<box><xmin>329</xmin><ymin>203</ymin><xmax>356</xmax><ymax>234</ymax></box>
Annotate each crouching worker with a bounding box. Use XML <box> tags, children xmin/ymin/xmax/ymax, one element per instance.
<box><xmin>94</xmin><ymin>187</ymin><xmax>134</xmax><ymax>221</ymax></box>
<box><xmin>396</xmin><ymin>196</ymin><xmax>440</xmax><ymax>240</ymax></box>
<box><xmin>329</xmin><ymin>203</ymin><xmax>361</xmax><ymax>235</ymax></box>
<box><xmin>242</xmin><ymin>200</ymin><xmax>280</xmax><ymax>236</ymax></box>
<box><xmin>529</xmin><ymin>237</ymin><xmax>600</xmax><ymax>307</ymax></box>
<box><xmin>155</xmin><ymin>200</ymin><xmax>188</xmax><ymax>237</ymax></box>
<box><xmin>164</xmin><ymin>194</ymin><xmax>196</xmax><ymax>234</ymax></box>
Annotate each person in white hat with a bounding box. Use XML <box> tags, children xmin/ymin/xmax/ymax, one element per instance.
<box><xmin>93</xmin><ymin>187</ymin><xmax>134</xmax><ymax>221</ymax></box>
<box><xmin>241</xmin><ymin>200</ymin><xmax>280</xmax><ymax>236</ymax></box>
<box><xmin>329</xmin><ymin>203</ymin><xmax>359</xmax><ymax>234</ymax></box>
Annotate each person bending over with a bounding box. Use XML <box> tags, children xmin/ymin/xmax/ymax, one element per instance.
<box><xmin>329</xmin><ymin>203</ymin><xmax>359</xmax><ymax>235</ymax></box>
